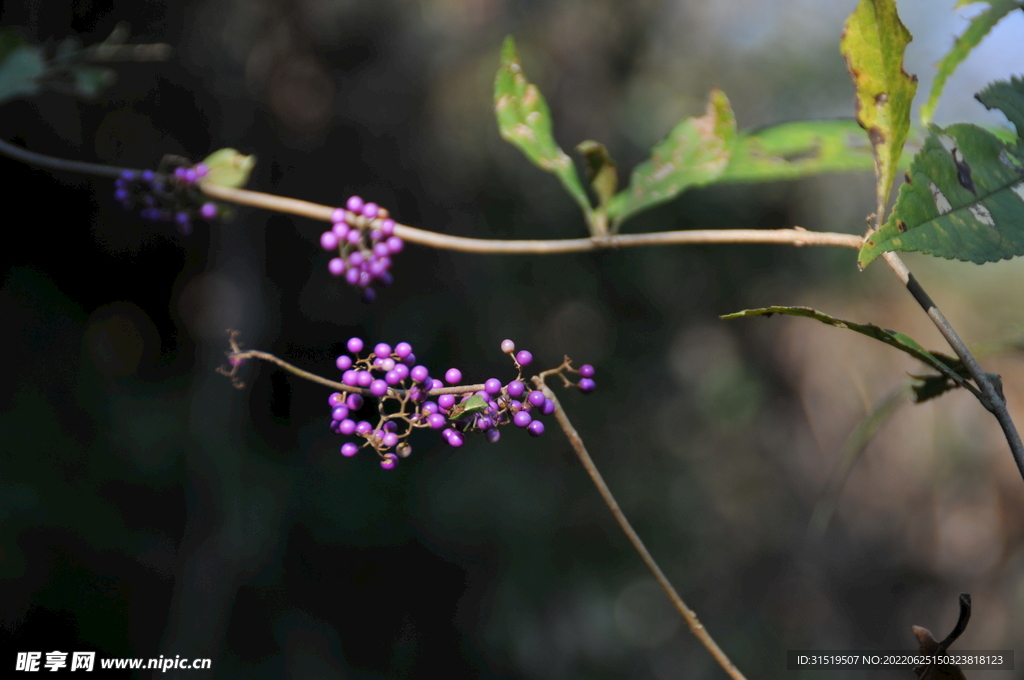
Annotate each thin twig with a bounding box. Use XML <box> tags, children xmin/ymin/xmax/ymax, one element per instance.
<box><xmin>0</xmin><ymin>137</ymin><xmax>132</xmax><ymax>178</ymax></box>
<box><xmin>200</xmin><ymin>182</ymin><xmax>863</xmax><ymax>254</ymax></box>
<box><xmin>881</xmin><ymin>252</ymin><xmax>1024</xmax><ymax>481</ymax></box>
<box><xmin>532</xmin><ymin>374</ymin><xmax>748</xmax><ymax>680</ymax></box>
<box><xmin>227</xmin><ymin>348</ymin><xmax>486</xmax><ymax>397</ymax></box>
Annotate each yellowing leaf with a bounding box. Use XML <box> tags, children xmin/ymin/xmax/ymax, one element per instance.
<box><xmin>199</xmin><ymin>148</ymin><xmax>257</xmax><ymax>188</ymax></box>
<box><xmin>840</xmin><ymin>0</ymin><xmax>918</xmax><ymax>225</ymax></box>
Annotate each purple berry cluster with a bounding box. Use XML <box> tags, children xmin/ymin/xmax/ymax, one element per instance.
<box><xmin>326</xmin><ymin>337</ymin><xmax>595</xmax><ymax>470</ymax></box>
<box><xmin>320</xmin><ymin>196</ymin><xmax>404</xmax><ymax>303</ymax></box>
<box><xmin>112</xmin><ymin>162</ymin><xmax>219</xmax><ymax>235</ymax></box>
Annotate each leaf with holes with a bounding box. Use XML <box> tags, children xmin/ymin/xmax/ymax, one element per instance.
<box><xmin>718</xmin><ymin>119</ymin><xmax>876</xmax><ymax>182</ymax></box>
<box><xmin>494</xmin><ymin>37</ymin><xmax>592</xmax><ymax>221</ymax></box>
<box><xmin>608</xmin><ymin>88</ymin><xmax>736</xmax><ymax>229</ymax></box>
<box><xmin>0</xmin><ymin>28</ymin><xmax>44</xmax><ymax>107</ymax></box>
<box><xmin>920</xmin><ymin>0</ymin><xmax>1022</xmax><ymax>127</ymax></box>
<box><xmin>859</xmin><ymin>78</ymin><xmax>1024</xmax><ymax>267</ymax></box>
<box><xmin>840</xmin><ymin>0</ymin><xmax>918</xmax><ymax>223</ymax></box>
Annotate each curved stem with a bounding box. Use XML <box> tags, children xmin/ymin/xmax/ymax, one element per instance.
<box><xmin>224</xmin><ymin>348</ymin><xmax>485</xmax><ymax>397</ymax></box>
<box><xmin>532</xmin><ymin>375</ymin><xmax>748</xmax><ymax>680</ymax></box>
<box><xmin>881</xmin><ymin>252</ymin><xmax>1024</xmax><ymax>481</ymax></box>
<box><xmin>201</xmin><ymin>182</ymin><xmax>862</xmax><ymax>254</ymax></box>
<box><xmin>0</xmin><ymin>137</ymin><xmax>133</xmax><ymax>178</ymax></box>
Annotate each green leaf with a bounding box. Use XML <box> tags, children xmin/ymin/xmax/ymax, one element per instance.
<box><xmin>576</xmin><ymin>140</ymin><xmax>618</xmax><ymax>210</ymax></box>
<box><xmin>450</xmin><ymin>394</ymin><xmax>488</xmax><ymax>420</ymax></box>
<box><xmin>721</xmin><ymin>306</ymin><xmax>967</xmax><ymax>384</ymax></box>
<box><xmin>718</xmin><ymin>119</ymin><xmax>876</xmax><ymax>182</ymax></box>
<box><xmin>199</xmin><ymin>148</ymin><xmax>257</xmax><ymax>188</ymax></box>
<box><xmin>858</xmin><ymin>78</ymin><xmax>1024</xmax><ymax>267</ymax></box>
<box><xmin>0</xmin><ymin>31</ymin><xmax>44</xmax><ymax>107</ymax></box>
<box><xmin>72</xmin><ymin>65</ymin><xmax>116</xmax><ymax>99</ymax></box>
<box><xmin>920</xmin><ymin>1</ymin><xmax>1021</xmax><ymax>127</ymax></box>
<box><xmin>840</xmin><ymin>0</ymin><xmax>919</xmax><ymax>224</ymax></box>
<box><xmin>494</xmin><ymin>37</ymin><xmax>592</xmax><ymax>222</ymax></box>
<box><xmin>608</xmin><ymin>88</ymin><xmax>736</xmax><ymax>229</ymax></box>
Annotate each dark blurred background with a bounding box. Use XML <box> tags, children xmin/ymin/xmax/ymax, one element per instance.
<box><xmin>2</xmin><ymin>0</ymin><xmax>1023</xmax><ymax>678</ymax></box>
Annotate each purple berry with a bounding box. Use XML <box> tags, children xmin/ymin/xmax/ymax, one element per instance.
<box><xmin>194</xmin><ymin>163</ymin><xmax>209</xmax><ymax>178</ymax></box>
<box><xmin>386</xmin><ymin>236</ymin><xmax>403</xmax><ymax>254</ymax></box>
<box><xmin>444</xmin><ymin>368</ymin><xmax>462</xmax><ymax>385</ymax></box>
<box><xmin>332</xmin><ymin>406</ymin><xmax>349</xmax><ymax>421</ymax></box>
<box><xmin>411</xmin><ymin>365</ymin><xmax>429</xmax><ymax>383</ymax></box>
<box><xmin>514</xmin><ymin>411</ymin><xmax>532</xmax><ymax>428</ymax></box>
<box><xmin>373</xmin><ymin>242</ymin><xmax>389</xmax><ymax>258</ymax></box>
<box><xmin>362</xmin><ymin>202</ymin><xmax>379</xmax><ymax>219</ymax></box>
<box><xmin>427</xmin><ymin>413</ymin><xmax>447</xmax><ymax>429</ymax></box>
<box><xmin>331</xmin><ymin>207</ymin><xmax>346</xmax><ymax>223</ymax></box>
<box><xmin>200</xmin><ymin>202</ymin><xmax>217</xmax><ymax>220</ymax></box>
<box><xmin>385</xmin><ymin>370</ymin><xmax>402</xmax><ymax>385</ymax></box>
<box><xmin>382</xmin><ymin>432</ymin><xmax>399</xmax><ymax>448</ymax></box>
<box><xmin>578</xmin><ymin>378</ymin><xmax>596</xmax><ymax>393</ymax></box>
<box><xmin>528</xmin><ymin>420</ymin><xmax>545</xmax><ymax>437</ymax></box>
<box><xmin>333</xmin><ymin>221</ymin><xmax>350</xmax><ymax>238</ymax></box>
<box><xmin>516</xmin><ymin>350</ymin><xmax>533</xmax><ymax>366</ymax></box>
<box><xmin>336</xmin><ymin>355</ymin><xmax>353</xmax><ymax>371</ymax></box>
<box><xmin>355</xmin><ymin>421</ymin><xmax>373</xmax><ymax>435</ymax></box>
<box><xmin>341</xmin><ymin>442</ymin><xmax>359</xmax><ymax>457</ymax></box>
<box><xmin>346</xmin><ymin>229</ymin><xmax>362</xmax><ymax>245</ymax></box>
<box><xmin>501</xmin><ymin>339</ymin><xmax>515</xmax><ymax>354</ymax></box>
<box><xmin>328</xmin><ymin>392</ymin><xmax>345</xmax><ymax>407</ymax></box>
<box><xmin>141</xmin><ymin>170</ymin><xmax>155</xmax><ymax>182</ymax></box>
<box><xmin>396</xmin><ymin>442</ymin><xmax>412</xmax><ymax>458</ymax></box>
<box><xmin>421</xmin><ymin>401</ymin><xmax>439</xmax><ymax>415</ymax></box>
<box><xmin>357</xmin><ymin>371</ymin><xmax>373</xmax><ymax>387</ymax></box>
<box><xmin>393</xmin><ymin>364</ymin><xmax>409</xmax><ymax>380</ymax></box>
<box><xmin>373</xmin><ymin>343</ymin><xmax>392</xmax><ymax>358</ymax></box>
<box><xmin>528</xmin><ymin>391</ymin><xmax>546</xmax><ymax>407</ymax></box>
<box><xmin>447</xmin><ymin>431</ymin><xmax>464</xmax><ymax>447</ymax></box>
<box><xmin>321</xmin><ymin>231</ymin><xmax>339</xmax><ymax>250</ymax></box>
<box><xmin>345</xmin><ymin>268</ymin><xmax>360</xmax><ymax>285</ymax></box>
<box><xmin>394</xmin><ymin>342</ymin><xmax>412</xmax><ymax>358</ymax></box>
<box><xmin>346</xmin><ymin>394</ymin><xmax>364</xmax><ymax>410</ymax></box>
<box><xmin>442</xmin><ymin>428</ymin><xmax>455</xmax><ymax>440</ymax></box>
<box><xmin>342</xmin><ymin>370</ymin><xmax>359</xmax><ymax>386</ymax></box>
<box><xmin>184</xmin><ymin>168</ymin><xmax>198</xmax><ymax>183</ymax></box>
<box><xmin>346</xmin><ymin>196</ymin><xmax>364</xmax><ymax>213</ymax></box>
<box><xmin>485</xmin><ymin>429</ymin><xmax>501</xmax><ymax>443</ymax></box>
<box><xmin>339</xmin><ymin>419</ymin><xmax>356</xmax><ymax>435</ymax></box>
<box><xmin>370</xmin><ymin>379</ymin><xmax>388</xmax><ymax>397</ymax></box>
<box><xmin>347</xmin><ymin>337</ymin><xmax>364</xmax><ymax>354</ymax></box>
<box><xmin>579</xmin><ymin>364</ymin><xmax>595</xmax><ymax>378</ymax></box>
<box><xmin>380</xmin><ymin>219</ymin><xmax>395</xmax><ymax>236</ymax></box>
<box><xmin>328</xmin><ymin>258</ymin><xmax>345</xmax><ymax>276</ymax></box>
<box><xmin>380</xmin><ymin>453</ymin><xmax>397</xmax><ymax>469</ymax></box>
<box><xmin>542</xmin><ymin>399</ymin><xmax>555</xmax><ymax>415</ymax></box>
<box><xmin>484</xmin><ymin>378</ymin><xmax>502</xmax><ymax>395</ymax></box>
<box><xmin>430</xmin><ymin>379</ymin><xmax>443</xmax><ymax>390</ymax></box>
<box><xmin>349</xmin><ymin>251</ymin><xmax>365</xmax><ymax>267</ymax></box>
<box><xmin>506</xmin><ymin>380</ymin><xmax>525</xmax><ymax>397</ymax></box>
<box><xmin>383</xmin><ymin>421</ymin><xmax>398</xmax><ymax>433</ymax></box>
<box><xmin>438</xmin><ymin>394</ymin><xmax>456</xmax><ymax>410</ymax></box>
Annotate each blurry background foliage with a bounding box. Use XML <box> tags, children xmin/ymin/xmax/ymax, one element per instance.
<box><xmin>1</xmin><ymin>0</ymin><xmax>1024</xmax><ymax>678</ymax></box>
